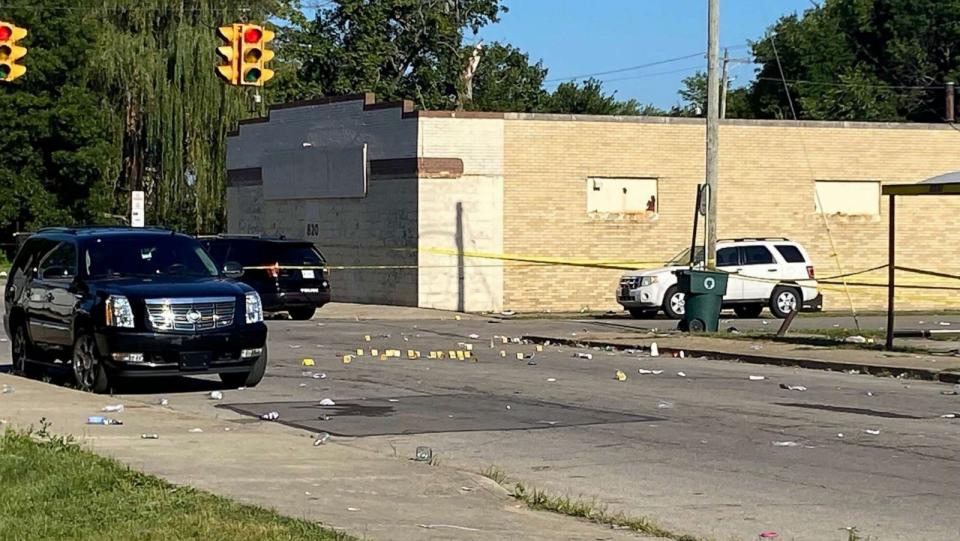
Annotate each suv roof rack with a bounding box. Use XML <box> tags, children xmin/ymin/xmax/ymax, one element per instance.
<box><xmin>36</xmin><ymin>225</ymin><xmax>173</xmax><ymax>235</ymax></box>
<box><xmin>198</xmin><ymin>233</ymin><xmax>292</xmax><ymax>241</ymax></box>
<box><xmin>719</xmin><ymin>237</ymin><xmax>791</xmax><ymax>243</ymax></box>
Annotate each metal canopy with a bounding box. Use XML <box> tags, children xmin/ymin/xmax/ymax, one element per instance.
<box><xmin>883</xmin><ymin>170</ymin><xmax>960</xmax><ymax>196</ymax></box>
<box><xmin>884</xmin><ymin>171</ymin><xmax>960</xmax><ymax>349</ymax></box>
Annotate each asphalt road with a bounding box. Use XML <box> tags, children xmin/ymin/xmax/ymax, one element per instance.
<box><xmin>5</xmin><ymin>309</ymin><xmax>960</xmax><ymax>540</ymax></box>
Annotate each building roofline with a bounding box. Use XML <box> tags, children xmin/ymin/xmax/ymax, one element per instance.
<box><xmin>229</xmin><ymin>93</ymin><xmax>959</xmax><ymax>134</ymax></box>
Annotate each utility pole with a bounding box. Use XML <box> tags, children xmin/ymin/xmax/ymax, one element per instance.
<box><xmin>945</xmin><ymin>81</ymin><xmax>955</xmax><ymax>123</ymax></box>
<box><xmin>719</xmin><ymin>48</ymin><xmax>730</xmax><ymax>119</ymax></box>
<box><xmin>705</xmin><ymin>0</ymin><xmax>720</xmax><ymax>269</ymax></box>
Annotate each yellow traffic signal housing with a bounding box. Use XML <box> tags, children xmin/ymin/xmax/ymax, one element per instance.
<box><xmin>0</xmin><ymin>21</ymin><xmax>28</xmax><ymax>83</ymax></box>
<box><xmin>238</xmin><ymin>24</ymin><xmax>275</xmax><ymax>86</ymax></box>
<box><xmin>216</xmin><ymin>24</ymin><xmax>240</xmax><ymax>85</ymax></box>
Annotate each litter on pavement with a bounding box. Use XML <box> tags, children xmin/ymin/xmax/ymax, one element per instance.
<box><xmin>638</xmin><ymin>369</ymin><xmax>663</xmax><ymax>375</ymax></box>
<box><xmin>417</xmin><ymin>524</ymin><xmax>481</xmax><ymax>532</ymax></box>
<box><xmin>844</xmin><ymin>335</ymin><xmax>867</xmax><ymax>344</ymax></box>
<box><xmin>864</xmin><ymin>429</ymin><xmax>881</xmax><ymax>435</ymax></box>
<box><xmin>758</xmin><ymin>532</ymin><xmax>779</xmax><ymax>539</ymax></box>
<box><xmin>209</xmin><ymin>391</ymin><xmax>223</xmax><ymax>400</ymax></box>
<box><xmin>1</xmin><ymin>385</ymin><xmax>13</xmax><ymax>394</ymax></box>
<box><xmin>468</xmin><ymin>333</ymin><xmax>480</xmax><ymax>339</ymax></box>
<box><xmin>101</xmin><ymin>404</ymin><xmax>124</xmax><ymax>413</ymax></box>
<box><xmin>87</xmin><ymin>416</ymin><xmax>122</xmax><ymax>425</ymax></box>
<box><xmin>650</xmin><ymin>342</ymin><xmax>659</xmax><ymax>357</ymax></box>
<box><xmin>574</xmin><ymin>353</ymin><xmax>593</xmax><ymax>360</ymax></box>
<box><xmin>779</xmin><ymin>384</ymin><xmax>807</xmax><ymax>391</ymax></box>
<box><xmin>319</xmin><ymin>398</ymin><xmax>336</xmax><ymax>406</ymax></box>
<box><xmin>677</xmin><ymin>371</ymin><xmax>687</xmax><ymax>377</ymax></box>
<box><xmin>261</xmin><ymin>411</ymin><xmax>280</xmax><ymax>421</ymax></box>
<box><xmin>415</xmin><ymin>446</ymin><xmax>433</xmax><ymax>462</ymax></box>
<box><xmin>941</xmin><ymin>413</ymin><xmax>959</xmax><ymax>419</ymax></box>
<box><xmin>158</xmin><ymin>398</ymin><xmax>169</xmax><ymax>406</ymax></box>
<box><xmin>657</xmin><ymin>400</ymin><xmax>674</xmax><ymax>409</ymax></box>
<box><xmin>749</xmin><ymin>375</ymin><xmax>766</xmax><ymax>381</ymax></box>
<box><xmin>188</xmin><ymin>428</ymin><xmax>203</xmax><ymax>433</ymax></box>
<box><xmin>615</xmin><ymin>370</ymin><xmax>628</xmax><ymax>381</ymax></box>
<box><xmin>314</xmin><ymin>432</ymin><xmax>331</xmax><ymax>445</ymax></box>
<box><xmin>140</xmin><ymin>433</ymin><xmax>160</xmax><ymax>439</ymax></box>
<box><xmin>771</xmin><ymin>441</ymin><xmax>799</xmax><ymax>447</ymax></box>
<box><xmin>302</xmin><ymin>358</ymin><xmax>315</xmax><ymax>366</ymax></box>
<box><xmin>546</xmin><ymin>378</ymin><xmax>557</xmax><ymax>382</ymax></box>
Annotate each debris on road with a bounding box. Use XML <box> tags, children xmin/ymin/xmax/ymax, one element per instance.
<box><xmin>188</xmin><ymin>428</ymin><xmax>203</xmax><ymax>433</ymax></box>
<box><xmin>468</xmin><ymin>333</ymin><xmax>480</xmax><ymax>339</ymax></box>
<box><xmin>749</xmin><ymin>375</ymin><xmax>766</xmax><ymax>381</ymax></box>
<box><xmin>347</xmin><ymin>507</ymin><xmax>360</xmax><ymax>512</ymax></box>
<box><xmin>657</xmin><ymin>400</ymin><xmax>674</xmax><ymax>409</ymax></box>
<box><xmin>771</xmin><ymin>441</ymin><xmax>799</xmax><ymax>447</ymax></box>
<box><xmin>417</xmin><ymin>524</ymin><xmax>481</xmax><ymax>532</ymax></box>
<box><xmin>288</xmin><ymin>344</ymin><xmax>302</xmax><ymax>349</ymax></box>
<box><xmin>261</xmin><ymin>411</ymin><xmax>280</xmax><ymax>421</ymax></box>
<box><xmin>779</xmin><ymin>384</ymin><xmax>807</xmax><ymax>392</ymax></box>
<box><xmin>140</xmin><ymin>433</ymin><xmax>159</xmax><ymax>439</ymax></box>
<box><xmin>844</xmin><ymin>335</ymin><xmax>868</xmax><ymax>344</ymax></box>
<box><xmin>638</xmin><ymin>369</ymin><xmax>663</xmax><ymax>375</ymax></box>
<box><xmin>940</xmin><ymin>322</ymin><xmax>952</xmax><ymax>326</ymax></box>
<box><xmin>158</xmin><ymin>398</ymin><xmax>169</xmax><ymax>407</ymax></box>
<box><xmin>615</xmin><ymin>370</ymin><xmax>628</xmax><ymax>381</ymax></box>
<box><xmin>302</xmin><ymin>358</ymin><xmax>315</xmax><ymax>367</ymax></box>
<box><xmin>342</xmin><ymin>355</ymin><xmax>353</xmax><ymax>364</ymax></box>
<box><xmin>837</xmin><ymin>433</ymin><xmax>844</xmax><ymax>438</ymax></box>
<box><xmin>864</xmin><ymin>429</ymin><xmax>881</xmax><ymax>435</ymax></box>
<box><xmin>209</xmin><ymin>391</ymin><xmax>223</xmax><ymax>400</ymax></box>
<box><xmin>865</xmin><ymin>392</ymin><xmax>874</xmax><ymax>397</ymax></box>
<box><xmin>87</xmin><ymin>416</ymin><xmax>123</xmax><ymax>425</ymax></box>
<box><xmin>941</xmin><ymin>390</ymin><xmax>958</xmax><ymax>396</ymax></box>
<box><xmin>505</xmin><ymin>404</ymin><xmax>512</xmax><ymax>410</ymax></box>
<box><xmin>415</xmin><ymin>446</ymin><xmax>433</xmax><ymax>462</ymax></box>
<box><xmin>574</xmin><ymin>352</ymin><xmax>593</xmax><ymax>360</ymax></box>
<box><xmin>650</xmin><ymin>342</ymin><xmax>659</xmax><ymax>357</ymax></box>
<box><xmin>940</xmin><ymin>413</ymin><xmax>958</xmax><ymax>419</ymax></box>
<box><xmin>1</xmin><ymin>385</ymin><xmax>13</xmax><ymax>394</ymax></box>
<box><xmin>314</xmin><ymin>432</ymin><xmax>331</xmax><ymax>445</ymax></box>
<box><xmin>101</xmin><ymin>404</ymin><xmax>125</xmax><ymax>413</ymax></box>
<box><xmin>546</xmin><ymin>378</ymin><xmax>557</xmax><ymax>382</ymax></box>
<box><xmin>677</xmin><ymin>371</ymin><xmax>687</xmax><ymax>377</ymax></box>
<box><xmin>313</xmin><ymin>372</ymin><xmax>327</xmax><ymax>379</ymax></box>
<box><xmin>726</xmin><ymin>327</ymin><xmax>740</xmax><ymax>334</ymax></box>
<box><xmin>758</xmin><ymin>532</ymin><xmax>779</xmax><ymax>539</ymax></box>
<box><xmin>364</xmin><ymin>335</ymin><xmax>371</xmax><ymax>342</ymax></box>
<box><xmin>319</xmin><ymin>398</ymin><xmax>336</xmax><ymax>406</ymax></box>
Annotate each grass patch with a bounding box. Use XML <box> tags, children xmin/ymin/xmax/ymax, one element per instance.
<box><xmin>0</xmin><ymin>425</ymin><xmax>354</xmax><ymax>541</ymax></box>
<box><xmin>512</xmin><ymin>482</ymin><xmax>700</xmax><ymax>541</ymax></box>
<box><xmin>480</xmin><ymin>465</ymin><xmax>507</xmax><ymax>485</ymax></box>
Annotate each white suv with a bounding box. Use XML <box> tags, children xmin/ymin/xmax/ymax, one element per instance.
<box><xmin>617</xmin><ymin>238</ymin><xmax>822</xmax><ymax>319</ymax></box>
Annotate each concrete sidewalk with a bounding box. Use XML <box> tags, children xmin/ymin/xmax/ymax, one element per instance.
<box><xmin>522</xmin><ymin>331</ymin><xmax>960</xmax><ymax>383</ymax></box>
<box><xmin>0</xmin><ymin>373</ymin><xmax>651</xmax><ymax>541</ymax></box>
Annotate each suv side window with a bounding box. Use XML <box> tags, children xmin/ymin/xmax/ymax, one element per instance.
<box><xmin>774</xmin><ymin>244</ymin><xmax>806</xmax><ymax>263</ymax></box>
<box><xmin>38</xmin><ymin>241</ymin><xmax>78</xmax><ymax>280</ymax></box>
<box><xmin>741</xmin><ymin>245</ymin><xmax>775</xmax><ymax>265</ymax></box>
<box><xmin>7</xmin><ymin>238</ymin><xmax>47</xmax><ymax>292</ymax></box>
<box><xmin>202</xmin><ymin>241</ymin><xmax>230</xmax><ymax>267</ymax></box>
<box><xmin>717</xmin><ymin>247</ymin><xmax>739</xmax><ymax>267</ymax></box>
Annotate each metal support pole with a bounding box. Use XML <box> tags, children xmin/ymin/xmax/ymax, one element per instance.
<box><xmin>946</xmin><ymin>82</ymin><xmax>955</xmax><ymax>123</ymax></box>
<box><xmin>689</xmin><ymin>185</ymin><xmax>703</xmax><ymax>266</ymax></box>
<box><xmin>885</xmin><ymin>195</ymin><xmax>896</xmax><ymax>350</ymax></box>
<box><xmin>720</xmin><ymin>48</ymin><xmax>730</xmax><ymax>119</ymax></box>
<box><xmin>705</xmin><ymin>0</ymin><xmax>720</xmax><ymax>269</ymax></box>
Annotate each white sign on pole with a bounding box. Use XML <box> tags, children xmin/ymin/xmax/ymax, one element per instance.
<box><xmin>131</xmin><ymin>191</ymin><xmax>145</xmax><ymax>227</ymax></box>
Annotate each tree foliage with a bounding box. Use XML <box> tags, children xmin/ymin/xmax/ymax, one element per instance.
<box><xmin>748</xmin><ymin>0</ymin><xmax>960</xmax><ymax>121</ymax></box>
<box><xmin>673</xmin><ymin>71</ymin><xmax>752</xmax><ymax>118</ymax></box>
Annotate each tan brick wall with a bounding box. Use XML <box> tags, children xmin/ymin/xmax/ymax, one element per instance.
<box><xmin>501</xmin><ymin>117</ymin><xmax>960</xmax><ymax>312</ymax></box>
<box><xmin>417</xmin><ymin>117</ymin><xmax>505</xmax><ymax>312</ymax></box>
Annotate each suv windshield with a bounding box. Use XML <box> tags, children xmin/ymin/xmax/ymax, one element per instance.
<box><xmin>667</xmin><ymin>247</ymin><xmax>704</xmax><ymax>266</ymax></box>
<box><xmin>83</xmin><ymin>235</ymin><xmax>219</xmax><ymax>279</ymax></box>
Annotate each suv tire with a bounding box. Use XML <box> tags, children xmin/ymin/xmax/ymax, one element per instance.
<box><xmin>733</xmin><ymin>304</ymin><xmax>764</xmax><ymax>318</ymax></box>
<box><xmin>220</xmin><ymin>347</ymin><xmax>268</xmax><ymax>388</ymax></box>
<box><xmin>73</xmin><ymin>333</ymin><xmax>111</xmax><ymax>394</ymax></box>
<box><xmin>628</xmin><ymin>308</ymin><xmax>657</xmax><ymax>319</ymax></box>
<box><xmin>769</xmin><ymin>286</ymin><xmax>801</xmax><ymax>319</ymax></box>
<box><xmin>662</xmin><ymin>286</ymin><xmax>685</xmax><ymax>320</ymax></box>
<box><xmin>288</xmin><ymin>307</ymin><xmax>316</xmax><ymax>321</ymax></box>
<box><xmin>11</xmin><ymin>322</ymin><xmax>41</xmax><ymax>378</ymax></box>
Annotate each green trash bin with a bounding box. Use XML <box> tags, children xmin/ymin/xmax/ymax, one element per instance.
<box><xmin>676</xmin><ymin>269</ymin><xmax>728</xmax><ymax>332</ymax></box>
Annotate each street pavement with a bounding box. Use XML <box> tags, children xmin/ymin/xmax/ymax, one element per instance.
<box><xmin>3</xmin><ymin>306</ymin><xmax>960</xmax><ymax>540</ymax></box>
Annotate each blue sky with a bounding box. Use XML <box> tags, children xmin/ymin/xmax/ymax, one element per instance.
<box><xmin>478</xmin><ymin>0</ymin><xmax>814</xmax><ymax>108</ymax></box>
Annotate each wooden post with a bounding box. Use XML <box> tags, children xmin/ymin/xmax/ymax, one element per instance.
<box><xmin>885</xmin><ymin>195</ymin><xmax>896</xmax><ymax>350</ymax></box>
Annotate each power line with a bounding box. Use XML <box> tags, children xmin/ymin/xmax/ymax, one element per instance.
<box><xmin>0</xmin><ymin>2</ymin><xmax>337</xmax><ymax>12</ymax></box>
<box><xmin>543</xmin><ymin>44</ymin><xmax>750</xmax><ymax>83</ymax></box>
<box><xmin>756</xmin><ymin>77</ymin><xmax>938</xmax><ymax>91</ymax></box>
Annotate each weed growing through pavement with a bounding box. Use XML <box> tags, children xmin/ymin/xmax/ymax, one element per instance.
<box><xmin>480</xmin><ymin>465</ymin><xmax>507</xmax><ymax>485</ymax></box>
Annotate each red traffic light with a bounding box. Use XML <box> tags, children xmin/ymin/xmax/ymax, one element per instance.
<box><xmin>243</xmin><ymin>27</ymin><xmax>262</xmax><ymax>43</ymax></box>
<box><xmin>0</xmin><ymin>26</ymin><xmax>11</xmax><ymax>41</ymax></box>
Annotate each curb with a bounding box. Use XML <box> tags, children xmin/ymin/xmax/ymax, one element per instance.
<box><xmin>521</xmin><ymin>335</ymin><xmax>960</xmax><ymax>384</ymax></box>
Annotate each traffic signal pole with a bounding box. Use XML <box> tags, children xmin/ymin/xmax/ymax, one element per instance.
<box><xmin>704</xmin><ymin>0</ymin><xmax>720</xmax><ymax>270</ymax></box>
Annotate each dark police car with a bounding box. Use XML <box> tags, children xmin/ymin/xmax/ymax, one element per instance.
<box><xmin>198</xmin><ymin>235</ymin><xmax>330</xmax><ymax>320</ymax></box>
<box><xmin>3</xmin><ymin>227</ymin><xmax>268</xmax><ymax>393</ymax></box>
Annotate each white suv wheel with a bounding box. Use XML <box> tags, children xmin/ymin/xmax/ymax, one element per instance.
<box><xmin>777</xmin><ymin>290</ymin><xmax>797</xmax><ymax>313</ymax></box>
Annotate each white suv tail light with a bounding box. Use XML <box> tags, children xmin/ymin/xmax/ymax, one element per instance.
<box><xmin>806</xmin><ymin>266</ymin><xmax>815</xmax><ymax>279</ymax></box>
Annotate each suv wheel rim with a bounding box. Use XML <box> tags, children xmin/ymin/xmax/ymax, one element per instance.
<box><xmin>12</xmin><ymin>327</ymin><xmax>27</xmax><ymax>373</ymax></box>
<box><xmin>73</xmin><ymin>337</ymin><xmax>98</xmax><ymax>389</ymax></box>
<box><xmin>671</xmin><ymin>292</ymin><xmax>686</xmax><ymax>315</ymax></box>
<box><xmin>777</xmin><ymin>291</ymin><xmax>797</xmax><ymax>313</ymax></box>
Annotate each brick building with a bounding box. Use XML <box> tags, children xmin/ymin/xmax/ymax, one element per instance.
<box><xmin>226</xmin><ymin>93</ymin><xmax>960</xmax><ymax>313</ymax></box>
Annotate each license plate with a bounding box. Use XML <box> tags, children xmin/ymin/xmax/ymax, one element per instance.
<box><xmin>300</xmin><ymin>288</ymin><xmax>319</xmax><ymax>294</ymax></box>
<box><xmin>301</xmin><ymin>269</ymin><xmax>315</xmax><ymax>279</ymax></box>
<box><xmin>180</xmin><ymin>351</ymin><xmax>211</xmax><ymax>370</ymax></box>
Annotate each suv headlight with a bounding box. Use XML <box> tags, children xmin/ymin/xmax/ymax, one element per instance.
<box><xmin>640</xmin><ymin>276</ymin><xmax>659</xmax><ymax>287</ymax></box>
<box><xmin>245</xmin><ymin>292</ymin><xmax>263</xmax><ymax>324</ymax></box>
<box><xmin>105</xmin><ymin>295</ymin><xmax>135</xmax><ymax>328</ymax></box>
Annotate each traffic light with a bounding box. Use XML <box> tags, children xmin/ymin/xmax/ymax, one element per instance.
<box><xmin>216</xmin><ymin>24</ymin><xmax>240</xmax><ymax>85</ymax></box>
<box><xmin>238</xmin><ymin>24</ymin><xmax>274</xmax><ymax>86</ymax></box>
<box><xmin>0</xmin><ymin>21</ymin><xmax>27</xmax><ymax>83</ymax></box>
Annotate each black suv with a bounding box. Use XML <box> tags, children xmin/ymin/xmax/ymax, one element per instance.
<box><xmin>3</xmin><ymin>227</ymin><xmax>268</xmax><ymax>393</ymax></box>
<box><xmin>198</xmin><ymin>236</ymin><xmax>330</xmax><ymax>320</ymax></box>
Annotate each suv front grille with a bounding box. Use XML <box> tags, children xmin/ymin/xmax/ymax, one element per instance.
<box><xmin>620</xmin><ymin>277</ymin><xmax>641</xmax><ymax>289</ymax></box>
<box><xmin>145</xmin><ymin>297</ymin><xmax>236</xmax><ymax>332</ymax></box>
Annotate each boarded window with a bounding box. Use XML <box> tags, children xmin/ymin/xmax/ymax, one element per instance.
<box><xmin>814</xmin><ymin>181</ymin><xmax>880</xmax><ymax>216</ymax></box>
<box><xmin>586</xmin><ymin>177</ymin><xmax>658</xmax><ymax>214</ymax></box>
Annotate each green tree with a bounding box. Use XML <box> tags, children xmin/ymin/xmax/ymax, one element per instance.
<box><xmin>275</xmin><ymin>0</ymin><xmax>505</xmax><ymax>109</ymax></box>
<box><xmin>540</xmin><ymin>78</ymin><xmax>664</xmax><ymax>115</ymax></box>
<box><xmin>673</xmin><ymin>70</ymin><xmax>752</xmax><ymax>118</ymax></box>
<box><xmin>466</xmin><ymin>42</ymin><xmax>548</xmax><ymax>112</ymax></box>
<box><xmin>748</xmin><ymin>0</ymin><xmax>960</xmax><ymax>122</ymax></box>
<box><xmin>0</xmin><ymin>0</ymin><xmax>113</xmax><ymax>243</ymax></box>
